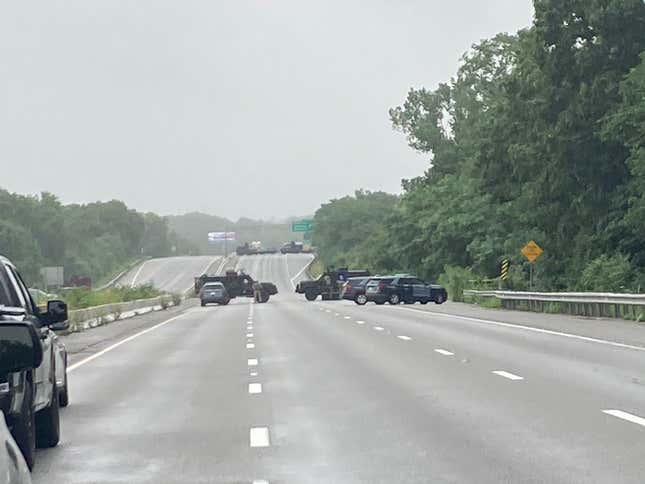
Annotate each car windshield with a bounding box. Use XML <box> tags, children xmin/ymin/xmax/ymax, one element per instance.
<box><xmin>4</xmin><ymin>2</ymin><xmax>645</xmax><ymax>482</ymax></box>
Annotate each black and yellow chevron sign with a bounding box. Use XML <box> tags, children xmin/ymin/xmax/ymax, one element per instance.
<box><xmin>500</xmin><ymin>259</ymin><xmax>510</xmax><ymax>281</ymax></box>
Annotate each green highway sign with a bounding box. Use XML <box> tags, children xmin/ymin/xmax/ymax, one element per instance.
<box><xmin>291</xmin><ymin>219</ymin><xmax>314</xmax><ymax>232</ymax></box>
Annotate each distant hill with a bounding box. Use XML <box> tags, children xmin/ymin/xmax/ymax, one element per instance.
<box><xmin>166</xmin><ymin>212</ymin><xmax>312</xmax><ymax>255</ymax></box>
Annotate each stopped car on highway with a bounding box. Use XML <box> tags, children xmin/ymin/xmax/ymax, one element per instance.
<box><xmin>365</xmin><ymin>275</ymin><xmax>447</xmax><ymax>305</ymax></box>
<box><xmin>199</xmin><ymin>282</ymin><xmax>230</xmax><ymax>306</ymax></box>
<box><xmin>0</xmin><ymin>256</ymin><xmax>69</xmax><ymax>470</ymax></box>
<box><xmin>341</xmin><ymin>276</ymin><xmax>372</xmax><ymax>305</ymax></box>
<box><xmin>296</xmin><ymin>268</ymin><xmax>371</xmax><ymax>301</ymax></box>
<box><xmin>195</xmin><ymin>270</ymin><xmax>278</xmax><ymax>303</ymax></box>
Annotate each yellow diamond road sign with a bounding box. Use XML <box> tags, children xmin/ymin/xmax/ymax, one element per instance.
<box><xmin>521</xmin><ymin>240</ymin><xmax>543</xmax><ymax>263</ymax></box>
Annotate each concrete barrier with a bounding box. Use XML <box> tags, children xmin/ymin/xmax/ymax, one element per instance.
<box><xmin>67</xmin><ymin>295</ymin><xmax>177</xmax><ymax>333</ymax></box>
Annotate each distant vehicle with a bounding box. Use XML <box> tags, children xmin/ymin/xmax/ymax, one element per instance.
<box><xmin>68</xmin><ymin>275</ymin><xmax>92</xmax><ymax>288</ymax></box>
<box><xmin>0</xmin><ymin>410</ymin><xmax>32</xmax><ymax>484</ymax></box>
<box><xmin>236</xmin><ymin>243</ymin><xmax>257</xmax><ymax>256</ymax></box>
<box><xmin>280</xmin><ymin>241</ymin><xmax>303</xmax><ymax>254</ymax></box>
<box><xmin>199</xmin><ymin>282</ymin><xmax>230</xmax><ymax>306</ymax></box>
<box><xmin>194</xmin><ymin>270</ymin><xmax>278</xmax><ymax>303</ymax></box>
<box><xmin>341</xmin><ymin>276</ymin><xmax>372</xmax><ymax>305</ymax></box>
<box><xmin>365</xmin><ymin>275</ymin><xmax>447</xmax><ymax>305</ymax></box>
<box><xmin>237</xmin><ymin>241</ymin><xmax>277</xmax><ymax>256</ymax></box>
<box><xmin>0</xmin><ymin>255</ymin><xmax>70</xmax><ymax>470</ymax></box>
<box><xmin>296</xmin><ymin>268</ymin><xmax>371</xmax><ymax>301</ymax></box>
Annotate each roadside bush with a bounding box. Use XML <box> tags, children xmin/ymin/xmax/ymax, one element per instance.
<box><xmin>438</xmin><ymin>265</ymin><xmax>475</xmax><ymax>302</ymax></box>
<box><xmin>580</xmin><ymin>254</ymin><xmax>634</xmax><ymax>292</ymax></box>
<box><xmin>60</xmin><ymin>284</ymin><xmax>164</xmax><ymax>310</ymax></box>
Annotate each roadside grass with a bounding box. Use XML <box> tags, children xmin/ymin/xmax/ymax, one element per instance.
<box><xmin>308</xmin><ymin>259</ymin><xmax>325</xmax><ymax>279</ymax></box>
<box><xmin>60</xmin><ymin>284</ymin><xmax>167</xmax><ymax>310</ymax></box>
<box><xmin>474</xmin><ymin>295</ymin><xmax>502</xmax><ymax>309</ymax></box>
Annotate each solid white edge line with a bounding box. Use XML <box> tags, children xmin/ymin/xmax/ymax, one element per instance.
<box><xmin>289</xmin><ymin>256</ymin><xmax>315</xmax><ymax>289</ymax></box>
<box><xmin>492</xmin><ymin>370</ymin><xmax>524</xmax><ymax>381</ymax></box>
<box><xmin>248</xmin><ymin>383</ymin><xmax>262</xmax><ymax>394</ymax></box>
<box><xmin>68</xmin><ymin>313</ymin><xmax>187</xmax><ymax>372</ymax></box>
<box><xmin>434</xmin><ymin>349</ymin><xmax>454</xmax><ymax>356</ymax></box>
<box><xmin>129</xmin><ymin>260</ymin><xmax>148</xmax><ymax>287</ymax></box>
<box><xmin>249</xmin><ymin>427</ymin><xmax>270</xmax><ymax>447</ymax></box>
<box><xmin>603</xmin><ymin>410</ymin><xmax>645</xmax><ymax>427</ymax></box>
<box><xmin>397</xmin><ymin>307</ymin><xmax>645</xmax><ymax>352</ymax></box>
<box><xmin>397</xmin><ymin>335</ymin><xmax>412</xmax><ymax>341</ymax></box>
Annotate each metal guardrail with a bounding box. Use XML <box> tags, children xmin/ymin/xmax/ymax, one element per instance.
<box><xmin>464</xmin><ymin>290</ymin><xmax>645</xmax><ymax>319</ymax></box>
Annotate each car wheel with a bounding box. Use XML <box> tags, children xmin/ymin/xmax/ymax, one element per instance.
<box><xmin>420</xmin><ymin>300</ymin><xmax>429</xmax><ymax>305</ymax></box>
<box><xmin>59</xmin><ymin>364</ymin><xmax>69</xmax><ymax>408</ymax></box>
<box><xmin>305</xmin><ymin>290</ymin><xmax>318</xmax><ymax>301</ymax></box>
<box><xmin>36</xmin><ymin>383</ymin><xmax>60</xmax><ymax>448</ymax></box>
<box><xmin>354</xmin><ymin>294</ymin><xmax>367</xmax><ymax>305</ymax></box>
<box><xmin>434</xmin><ymin>293</ymin><xmax>445</xmax><ymax>304</ymax></box>
<box><xmin>388</xmin><ymin>294</ymin><xmax>400</xmax><ymax>305</ymax></box>
<box><xmin>13</xmin><ymin>378</ymin><xmax>36</xmax><ymax>471</ymax></box>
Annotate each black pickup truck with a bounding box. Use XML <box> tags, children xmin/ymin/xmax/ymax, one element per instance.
<box><xmin>296</xmin><ymin>268</ymin><xmax>371</xmax><ymax>301</ymax></box>
<box><xmin>194</xmin><ymin>270</ymin><xmax>278</xmax><ymax>303</ymax></box>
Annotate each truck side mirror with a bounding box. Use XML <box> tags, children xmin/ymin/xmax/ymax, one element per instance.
<box><xmin>45</xmin><ymin>300</ymin><xmax>69</xmax><ymax>330</ymax></box>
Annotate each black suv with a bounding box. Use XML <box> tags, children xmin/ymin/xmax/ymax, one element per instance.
<box><xmin>365</xmin><ymin>275</ymin><xmax>447</xmax><ymax>305</ymax></box>
<box><xmin>341</xmin><ymin>277</ymin><xmax>371</xmax><ymax>305</ymax></box>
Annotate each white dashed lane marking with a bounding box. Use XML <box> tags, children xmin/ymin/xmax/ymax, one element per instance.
<box><xmin>250</xmin><ymin>427</ymin><xmax>270</xmax><ymax>447</ymax></box>
<box><xmin>247</xmin><ymin>333</ymin><xmax>254</xmax><ymax>338</ymax></box>
<box><xmin>434</xmin><ymin>349</ymin><xmax>454</xmax><ymax>356</ymax></box>
<box><xmin>397</xmin><ymin>335</ymin><xmax>412</xmax><ymax>341</ymax></box>
<box><xmin>356</xmin><ymin>320</ymin><xmax>365</xmax><ymax>325</ymax></box>
<box><xmin>250</xmin><ymin>371</ymin><xmax>258</xmax><ymax>376</ymax></box>
<box><xmin>373</xmin><ymin>326</ymin><xmax>385</xmax><ymax>331</ymax></box>
<box><xmin>248</xmin><ymin>359</ymin><xmax>258</xmax><ymax>367</ymax></box>
<box><xmin>492</xmin><ymin>370</ymin><xmax>524</xmax><ymax>381</ymax></box>
<box><xmin>603</xmin><ymin>410</ymin><xmax>645</xmax><ymax>428</ymax></box>
<box><xmin>344</xmin><ymin>316</ymin><xmax>351</xmax><ymax>320</ymax></box>
<box><xmin>249</xmin><ymin>383</ymin><xmax>262</xmax><ymax>394</ymax></box>
<box><xmin>246</xmin><ymin>343</ymin><xmax>255</xmax><ymax>349</ymax></box>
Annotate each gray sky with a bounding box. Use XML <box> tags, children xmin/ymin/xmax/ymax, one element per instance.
<box><xmin>0</xmin><ymin>1</ymin><xmax>533</xmax><ymax>220</ymax></box>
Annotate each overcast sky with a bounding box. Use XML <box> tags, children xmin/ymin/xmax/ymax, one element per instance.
<box><xmin>0</xmin><ymin>1</ymin><xmax>533</xmax><ymax>220</ymax></box>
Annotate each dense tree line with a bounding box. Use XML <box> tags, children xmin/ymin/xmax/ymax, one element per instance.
<box><xmin>0</xmin><ymin>189</ymin><xmax>198</xmax><ymax>287</ymax></box>
<box><xmin>313</xmin><ymin>1</ymin><xmax>645</xmax><ymax>292</ymax></box>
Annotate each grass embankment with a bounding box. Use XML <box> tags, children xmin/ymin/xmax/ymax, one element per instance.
<box><xmin>307</xmin><ymin>259</ymin><xmax>325</xmax><ymax>279</ymax></box>
<box><xmin>60</xmin><ymin>284</ymin><xmax>169</xmax><ymax>310</ymax></box>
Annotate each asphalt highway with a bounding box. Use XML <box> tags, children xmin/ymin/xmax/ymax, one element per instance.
<box><xmin>117</xmin><ymin>256</ymin><xmax>222</xmax><ymax>294</ymax></box>
<box><xmin>32</xmin><ymin>254</ymin><xmax>645</xmax><ymax>483</ymax></box>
